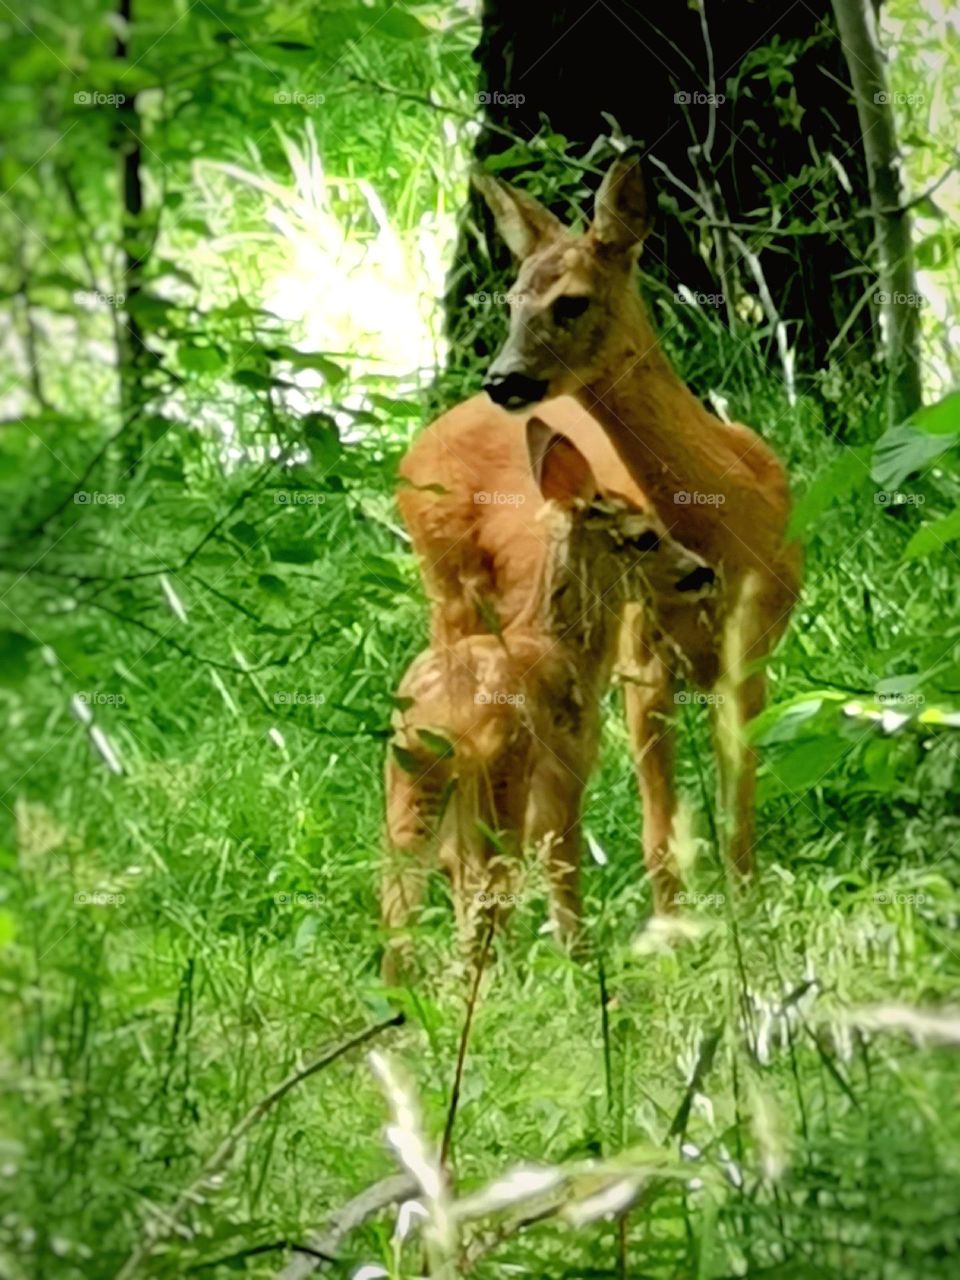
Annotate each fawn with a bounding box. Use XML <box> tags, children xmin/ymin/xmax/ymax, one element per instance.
<box><xmin>382</xmin><ymin>417</ymin><xmax>714</xmax><ymax>980</ymax></box>
<box><xmin>472</xmin><ymin>154</ymin><xmax>801</xmax><ymax>907</ymax></box>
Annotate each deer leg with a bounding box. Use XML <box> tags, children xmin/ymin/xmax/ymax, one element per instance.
<box><xmin>381</xmin><ymin>754</ymin><xmax>445</xmax><ymax>983</ymax></box>
<box><xmin>623</xmin><ymin>642</ymin><xmax>681</xmax><ymax>914</ymax></box>
<box><xmin>713</xmin><ymin>571</ymin><xmax>794</xmax><ymax>880</ymax></box>
<box><xmin>713</xmin><ymin>669</ymin><xmax>766</xmax><ymax>878</ymax></box>
<box><xmin>526</xmin><ymin>758</ymin><xmax>587</xmax><ymax>944</ymax></box>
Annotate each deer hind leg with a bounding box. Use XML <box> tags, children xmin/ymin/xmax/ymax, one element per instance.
<box><xmin>622</xmin><ymin>622</ymin><xmax>681</xmax><ymax>914</ymax></box>
<box><xmin>714</xmin><ymin>570</ymin><xmax>795</xmax><ymax>879</ymax></box>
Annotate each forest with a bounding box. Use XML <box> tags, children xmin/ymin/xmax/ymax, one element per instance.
<box><xmin>1</xmin><ymin>0</ymin><xmax>959</xmax><ymax>1277</ymax></box>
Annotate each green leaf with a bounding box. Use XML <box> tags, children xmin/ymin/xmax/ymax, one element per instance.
<box><xmin>871</xmin><ymin>424</ymin><xmax>955</xmax><ymax>488</ymax></box>
<box><xmin>789</xmin><ymin>447</ymin><xmax>870</xmax><ymax>536</ymax></box>
<box><xmin>258</xmin><ymin>573</ymin><xmax>287</xmax><ymax>595</ymax></box>
<box><xmin>270</xmin><ymin>541</ymin><xmax>317</xmax><ymax>564</ymax></box>
<box><xmin>377</xmin><ymin>8</ymin><xmax>430</xmax><ymax>38</ymax></box>
<box><xmin>416</xmin><ymin>729</ymin><xmax>454</xmax><ymax>759</ymax></box>
<box><xmin>178</xmin><ymin>344</ymin><xmax>224</xmax><ymax>374</ymax></box>
<box><xmin>0</xmin><ymin>630</ymin><xmax>39</xmax><ymax>686</ymax></box>
<box><xmin>266</xmin><ymin>346</ymin><xmax>347</xmax><ymax>385</ymax></box>
<box><xmin>391</xmin><ymin>743</ymin><xmax>423</xmax><ymax>774</ymax></box>
<box><xmin>903</xmin><ymin>506</ymin><xmax>960</xmax><ymax>559</ymax></box>
<box><xmin>911</xmin><ymin>390</ymin><xmax>960</xmax><ymax>436</ymax></box>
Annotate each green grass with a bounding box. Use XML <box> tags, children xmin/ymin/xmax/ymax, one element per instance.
<box><xmin>3</xmin><ymin>339</ymin><xmax>960</xmax><ymax>1278</ymax></box>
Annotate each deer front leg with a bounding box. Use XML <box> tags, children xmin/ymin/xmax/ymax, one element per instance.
<box><xmin>525</xmin><ymin>759</ymin><xmax>587</xmax><ymax>944</ymax></box>
<box><xmin>713</xmin><ymin>669</ymin><xmax>765</xmax><ymax>879</ymax></box>
<box><xmin>713</xmin><ymin>569</ymin><xmax>794</xmax><ymax>880</ymax></box>
<box><xmin>622</xmin><ymin>643</ymin><xmax>682</xmax><ymax>914</ymax></box>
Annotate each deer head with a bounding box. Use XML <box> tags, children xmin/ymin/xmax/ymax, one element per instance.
<box><xmin>474</xmin><ymin>156</ymin><xmax>654</xmax><ymax>411</ymax></box>
<box><xmin>526</xmin><ymin>418</ymin><xmax>716</xmax><ymax>639</ymax></box>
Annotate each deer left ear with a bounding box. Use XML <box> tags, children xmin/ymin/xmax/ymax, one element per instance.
<box><xmin>527</xmin><ymin>418</ymin><xmax>599</xmax><ymax>508</ymax></box>
<box><xmin>472</xmin><ymin>169</ymin><xmax>566</xmax><ymax>262</ymax></box>
<box><xmin>591</xmin><ymin>154</ymin><xmax>652</xmax><ymax>253</ymax></box>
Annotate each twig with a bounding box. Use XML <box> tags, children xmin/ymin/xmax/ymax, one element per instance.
<box><xmin>113</xmin><ymin>1013</ymin><xmax>404</xmax><ymax>1280</ymax></box>
<box><xmin>274</xmin><ymin>1173</ymin><xmax>418</xmax><ymax>1280</ymax></box>
<box><xmin>440</xmin><ymin>920</ymin><xmax>495</xmax><ymax>1170</ymax></box>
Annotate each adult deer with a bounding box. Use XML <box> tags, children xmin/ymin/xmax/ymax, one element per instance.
<box><xmin>473</xmin><ymin>155</ymin><xmax>801</xmax><ymax>905</ymax></box>
<box><xmin>383</xmin><ymin>416</ymin><xmax>715</xmax><ymax>980</ymax></box>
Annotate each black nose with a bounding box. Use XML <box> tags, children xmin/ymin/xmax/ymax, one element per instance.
<box><xmin>483</xmin><ymin>373</ymin><xmax>549</xmax><ymax>410</ymax></box>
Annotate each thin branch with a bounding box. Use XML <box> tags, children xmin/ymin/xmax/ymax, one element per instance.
<box><xmin>113</xmin><ymin>1013</ymin><xmax>404</xmax><ymax>1280</ymax></box>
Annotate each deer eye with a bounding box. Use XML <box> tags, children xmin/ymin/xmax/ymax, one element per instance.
<box><xmin>552</xmin><ymin>294</ymin><xmax>590</xmax><ymax>325</ymax></box>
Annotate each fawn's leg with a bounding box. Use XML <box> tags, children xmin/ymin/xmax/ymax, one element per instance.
<box><xmin>622</xmin><ymin>630</ymin><xmax>681</xmax><ymax>914</ymax></box>
<box><xmin>381</xmin><ymin>754</ymin><xmax>445</xmax><ymax>982</ymax></box>
<box><xmin>525</xmin><ymin>756</ymin><xmax>588</xmax><ymax>943</ymax></box>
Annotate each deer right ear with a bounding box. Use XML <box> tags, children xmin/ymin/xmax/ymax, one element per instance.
<box><xmin>472</xmin><ymin>169</ymin><xmax>566</xmax><ymax>261</ymax></box>
<box><xmin>591</xmin><ymin>154</ymin><xmax>652</xmax><ymax>253</ymax></box>
<box><xmin>526</xmin><ymin>418</ymin><xmax>599</xmax><ymax>508</ymax></box>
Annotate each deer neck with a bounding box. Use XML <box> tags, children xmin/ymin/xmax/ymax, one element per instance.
<box><xmin>576</xmin><ymin>296</ymin><xmax>719</xmax><ymax>501</ymax></box>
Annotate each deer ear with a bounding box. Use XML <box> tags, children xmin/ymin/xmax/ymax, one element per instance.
<box><xmin>472</xmin><ymin>169</ymin><xmax>566</xmax><ymax>261</ymax></box>
<box><xmin>591</xmin><ymin>154</ymin><xmax>651</xmax><ymax>253</ymax></box>
<box><xmin>526</xmin><ymin>418</ymin><xmax>599</xmax><ymax>507</ymax></box>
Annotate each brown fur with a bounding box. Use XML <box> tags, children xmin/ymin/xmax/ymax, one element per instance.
<box><xmin>477</xmin><ymin>157</ymin><xmax>802</xmax><ymax>904</ymax></box>
<box><xmin>383</xmin><ymin>426</ymin><xmax>714</xmax><ymax>980</ymax></box>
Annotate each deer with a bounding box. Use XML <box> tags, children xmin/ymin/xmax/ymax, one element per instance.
<box><xmin>469</xmin><ymin>154</ymin><xmax>801</xmax><ymax>907</ymax></box>
<box><xmin>382</xmin><ymin>415</ymin><xmax>716</xmax><ymax>981</ymax></box>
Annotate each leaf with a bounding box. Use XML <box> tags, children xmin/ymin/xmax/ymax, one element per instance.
<box><xmin>265</xmin><ymin>346</ymin><xmax>347</xmax><ymax>384</ymax></box>
<box><xmin>377</xmin><ymin>8</ymin><xmax>430</xmax><ymax>38</ymax></box>
<box><xmin>911</xmin><ymin>390</ymin><xmax>960</xmax><ymax>436</ymax></box>
<box><xmin>871</xmin><ymin>424</ymin><xmax>955</xmax><ymax>489</ymax></box>
<box><xmin>0</xmin><ymin>630</ymin><xmax>39</xmax><ymax>686</ymax></box>
<box><xmin>258</xmin><ymin>573</ymin><xmax>287</xmax><ymax>595</ymax></box>
<box><xmin>391</xmin><ymin>743</ymin><xmax>423</xmax><ymax>774</ymax></box>
<box><xmin>416</xmin><ymin>729</ymin><xmax>454</xmax><ymax>759</ymax></box>
<box><xmin>228</xmin><ymin>520</ymin><xmax>260</xmax><ymax>547</ymax></box>
<box><xmin>903</xmin><ymin>506</ymin><xmax>960</xmax><ymax>559</ymax></box>
<box><xmin>178</xmin><ymin>344</ymin><xmax>224</xmax><ymax>374</ymax></box>
<box><xmin>789</xmin><ymin>447</ymin><xmax>870</xmax><ymax>536</ymax></box>
<box><xmin>270</xmin><ymin>541</ymin><xmax>317</xmax><ymax>564</ymax></box>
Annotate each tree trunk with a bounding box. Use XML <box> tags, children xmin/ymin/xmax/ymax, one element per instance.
<box><xmin>447</xmin><ymin>0</ymin><xmax>881</xmax><ymax>428</ymax></box>
<box><xmin>113</xmin><ymin>0</ymin><xmax>150</xmax><ymax>472</ymax></box>
<box><xmin>831</xmin><ymin>0</ymin><xmax>923</xmax><ymax>426</ymax></box>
